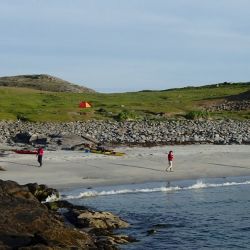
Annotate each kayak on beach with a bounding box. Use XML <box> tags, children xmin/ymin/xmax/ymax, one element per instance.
<box><xmin>83</xmin><ymin>144</ymin><xmax>125</xmax><ymax>156</ymax></box>
<box><xmin>84</xmin><ymin>148</ymin><xmax>125</xmax><ymax>156</ymax></box>
<box><xmin>90</xmin><ymin>149</ymin><xmax>125</xmax><ymax>156</ymax></box>
<box><xmin>13</xmin><ymin>150</ymin><xmax>38</xmax><ymax>154</ymax></box>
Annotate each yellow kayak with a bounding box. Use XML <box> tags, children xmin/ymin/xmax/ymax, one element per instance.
<box><xmin>88</xmin><ymin>149</ymin><xmax>125</xmax><ymax>156</ymax></box>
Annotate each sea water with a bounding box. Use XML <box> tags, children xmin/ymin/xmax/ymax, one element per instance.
<box><xmin>61</xmin><ymin>176</ymin><xmax>250</xmax><ymax>249</ymax></box>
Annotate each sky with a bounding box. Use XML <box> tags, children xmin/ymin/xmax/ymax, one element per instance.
<box><xmin>1</xmin><ymin>0</ymin><xmax>250</xmax><ymax>92</ymax></box>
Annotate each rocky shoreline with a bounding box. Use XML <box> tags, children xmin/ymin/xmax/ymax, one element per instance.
<box><xmin>0</xmin><ymin>179</ymin><xmax>135</xmax><ymax>249</ymax></box>
<box><xmin>206</xmin><ymin>100</ymin><xmax>250</xmax><ymax>112</ymax></box>
<box><xmin>1</xmin><ymin>119</ymin><xmax>249</xmax><ymax>248</ymax></box>
<box><xmin>0</xmin><ymin>120</ymin><xmax>249</xmax><ymax>149</ymax></box>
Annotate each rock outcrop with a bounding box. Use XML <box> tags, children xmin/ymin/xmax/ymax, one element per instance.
<box><xmin>65</xmin><ymin>209</ymin><xmax>129</xmax><ymax>230</ymax></box>
<box><xmin>25</xmin><ymin>183</ymin><xmax>59</xmax><ymax>202</ymax></box>
<box><xmin>0</xmin><ymin>180</ymin><xmax>132</xmax><ymax>249</ymax></box>
<box><xmin>0</xmin><ymin>180</ymin><xmax>95</xmax><ymax>249</ymax></box>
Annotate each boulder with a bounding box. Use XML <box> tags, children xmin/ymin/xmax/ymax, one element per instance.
<box><xmin>13</xmin><ymin>132</ymin><xmax>32</xmax><ymax>143</ymax></box>
<box><xmin>65</xmin><ymin>209</ymin><xmax>129</xmax><ymax>230</ymax></box>
<box><xmin>29</xmin><ymin>134</ymin><xmax>48</xmax><ymax>145</ymax></box>
<box><xmin>25</xmin><ymin>183</ymin><xmax>59</xmax><ymax>202</ymax></box>
<box><xmin>0</xmin><ymin>180</ymin><xmax>96</xmax><ymax>249</ymax></box>
<box><xmin>0</xmin><ymin>166</ymin><xmax>5</xmax><ymax>171</ymax></box>
<box><xmin>49</xmin><ymin>133</ymin><xmax>94</xmax><ymax>150</ymax></box>
<box><xmin>0</xmin><ymin>180</ymin><xmax>133</xmax><ymax>249</ymax></box>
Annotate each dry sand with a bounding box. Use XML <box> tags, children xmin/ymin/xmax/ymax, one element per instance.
<box><xmin>1</xmin><ymin>145</ymin><xmax>250</xmax><ymax>190</ymax></box>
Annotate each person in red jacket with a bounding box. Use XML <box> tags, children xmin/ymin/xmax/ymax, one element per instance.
<box><xmin>166</xmin><ymin>150</ymin><xmax>174</xmax><ymax>172</ymax></box>
<box><xmin>37</xmin><ymin>147</ymin><xmax>44</xmax><ymax>167</ymax></box>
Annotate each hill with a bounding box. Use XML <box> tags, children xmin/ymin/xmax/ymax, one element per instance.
<box><xmin>0</xmin><ymin>81</ymin><xmax>249</xmax><ymax>122</ymax></box>
<box><xmin>0</xmin><ymin>74</ymin><xmax>95</xmax><ymax>93</ymax></box>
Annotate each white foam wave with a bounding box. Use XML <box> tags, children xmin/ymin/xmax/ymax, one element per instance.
<box><xmin>64</xmin><ymin>180</ymin><xmax>250</xmax><ymax>199</ymax></box>
<box><xmin>43</xmin><ymin>193</ymin><xmax>60</xmax><ymax>203</ymax></box>
<box><xmin>65</xmin><ymin>186</ymin><xmax>181</xmax><ymax>199</ymax></box>
<box><xmin>185</xmin><ymin>180</ymin><xmax>250</xmax><ymax>190</ymax></box>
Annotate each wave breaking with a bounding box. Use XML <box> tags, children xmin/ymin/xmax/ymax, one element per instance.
<box><xmin>64</xmin><ymin>180</ymin><xmax>250</xmax><ymax>199</ymax></box>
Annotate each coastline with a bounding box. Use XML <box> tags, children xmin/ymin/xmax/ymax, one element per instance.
<box><xmin>1</xmin><ymin>144</ymin><xmax>250</xmax><ymax>191</ymax></box>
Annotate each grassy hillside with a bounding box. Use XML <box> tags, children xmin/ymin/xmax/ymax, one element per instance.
<box><xmin>0</xmin><ymin>74</ymin><xmax>95</xmax><ymax>93</ymax></box>
<box><xmin>0</xmin><ymin>82</ymin><xmax>250</xmax><ymax>122</ymax></box>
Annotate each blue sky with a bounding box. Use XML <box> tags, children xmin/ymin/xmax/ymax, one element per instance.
<box><xmin>1</xmin><ymin>0</ymin><xmax>250</xmax><ymax>92</ymax></box>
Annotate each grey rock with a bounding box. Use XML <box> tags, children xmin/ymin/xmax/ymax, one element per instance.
<box><xmin>0</xmin><ymin>120</ymin><xmax>249</xmax><ymax>147</ymax></box>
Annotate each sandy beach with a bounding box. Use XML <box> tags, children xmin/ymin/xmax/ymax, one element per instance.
<box><xmin>1</xmin><ymin>145</ymin><xmax>250</xmax><ymax>190</ymax></box>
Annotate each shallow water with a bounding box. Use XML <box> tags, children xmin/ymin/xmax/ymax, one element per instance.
<box><xmin>62</xmin><ymin>176</ymin><xmax>250</xmax><ymax>249</ymax></box>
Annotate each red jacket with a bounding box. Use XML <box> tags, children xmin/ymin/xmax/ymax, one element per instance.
<box><xmin>168</xmin><ymin>151</ymin><xmax>174</xmax><ymax>161</ymax></box>
<box><xmin>37</xmin><ymin>148</ymin><xmax>44</xmax><ymax>156</ymax></box>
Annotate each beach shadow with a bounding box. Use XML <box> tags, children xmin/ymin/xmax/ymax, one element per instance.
<box><xmin>85</xmin><ymin>164</ymin><xmax>102</xmax><ymax>169</ymax></box>
<box><xmin>0</xmin><ymin>153</ymin><xmax>10</xmax><ymax>157</ymax></box>
<box><xmin>208</xmin><ymin>163</ymin><xmax>250</xmax><ymax>170</ymax></box>
<box><xmin>0</xmin><ymin>160</ymin><xmax>38</xmax><ymax>167</ymax></box>
<box><xmin>109</xmin><ymin>162</ymin><xmax>164</xmax><ymax>172</ymax></box>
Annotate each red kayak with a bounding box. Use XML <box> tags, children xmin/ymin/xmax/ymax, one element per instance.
<box><xmin>13</xmin><ymin>150</ymin><xmax>38</xmax><ymax>154</ymax></box>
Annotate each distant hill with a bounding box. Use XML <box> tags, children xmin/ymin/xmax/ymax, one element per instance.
<box><xmin>0</xmin><ymin>74</ymin><xmax>95</xmax><ymax>93</ymax></box>
<box><xmin>160</xmin><ymin>81</ymin><xmax>250</xmax><ymax>92</ymax></box>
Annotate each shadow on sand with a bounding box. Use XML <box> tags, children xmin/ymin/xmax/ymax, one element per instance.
<box><xmin>208</xmin><ymin>163</ymin><xmax>250</xmax><ymax>170</ymax></box>
<box><xmin>0</xmin><ymin>160</ymin><xmax>38</xmax><ymax>167</ymax></box>
<box><xmin>109</xmin><ymin>162</ymin><xmax>164</xmax><ymax>172</ymax></box>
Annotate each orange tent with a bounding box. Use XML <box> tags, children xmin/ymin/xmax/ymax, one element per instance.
<box><xmin>79</xmin><ymin>101</ymin><xmax>91</xmax><ymax>108</ymax></box>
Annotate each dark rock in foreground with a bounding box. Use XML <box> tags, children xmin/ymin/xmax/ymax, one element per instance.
<box><xmin>0</xmin><ymin>180</ymin><xmax>95</xmax><ymax>249</ymax></box>
<box><xmin>25</xmin><ymin>183</ymin><xmax>59</xmax><ymax>202</ymax></box>
<box><xmin>0</xmin><ymin>179</ymin><xmax>132</xmax><ymax>249</ymax></box>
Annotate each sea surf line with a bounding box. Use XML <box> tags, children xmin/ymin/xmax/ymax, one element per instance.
<box><xmin>62</xmin><ymin>180</ymin><xmax>250</xmax><ymax>200</ymax></box>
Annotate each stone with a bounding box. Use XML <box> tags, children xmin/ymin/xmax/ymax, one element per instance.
<box><xmin>0</xmin><ymin>180</ymin><xmax>96</xmax><ymax>249</ymax></box>
<box><xmin>25</xmin><ymin>183</ymin><xmax>59</xmax><ymax>202</ymax></box>
<box><xmin>13</xmin><ymin>132</ymin><xmax>32</xmax><ymax>143</ymax></box>
<box><xmin>65</xmin><ymin>209</ymin><xmax>129</xmax><ymax>230</ymax></box>
<box><xmin>193</xmin><ymin>135</ymin><xmax>200</xmax><ymax>142</ymax></box>
<box><xmin>147</xmin><ymin>229</ymin><xmax>157</xmax><ymax>235</ymax></box>
<box><xmin>29</xmin><ymin>134</ymin><xmax>48</xmax><ymax>145</ymax></box>
<box><xmin>0</xmin><ymin>120</ymin><xmax>250</xmax><ymax>147</ymax></box>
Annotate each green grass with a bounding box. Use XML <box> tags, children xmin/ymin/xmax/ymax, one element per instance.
<box><xmin>0</xmin><ymin>83</ymin><xmax>250</xmax><ymax>122</ymax></box>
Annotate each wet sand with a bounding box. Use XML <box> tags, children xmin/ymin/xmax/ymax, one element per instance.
<box><xmin>1</xmin><ymin>145</ymin><xmax>250</xmax><ymax>190</ymax></box>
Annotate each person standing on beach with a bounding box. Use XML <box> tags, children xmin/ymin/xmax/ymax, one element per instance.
<box><xmin>166</xmin><ymin>150</ymin><xmax>174</xmax><ymax>172</ymax></box>
<box><xmin>37</xmin><ymin>147</ymin><xmax>44</xmax><ymax>167</ymax></box>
